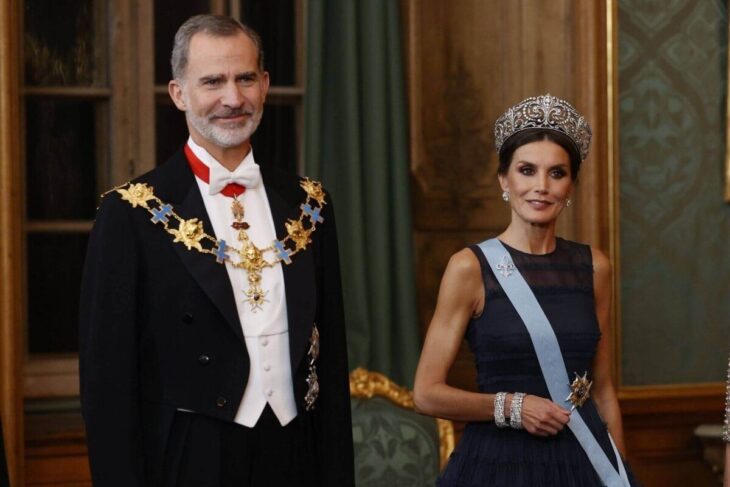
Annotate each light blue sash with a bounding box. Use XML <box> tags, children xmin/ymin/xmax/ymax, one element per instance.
<box><xmin>478</xmin><ymin>238</ymin><xmax>630</xmax><ymax>487</ymax></box>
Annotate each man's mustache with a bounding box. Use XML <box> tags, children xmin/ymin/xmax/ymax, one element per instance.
<box><xmin>210</xmin><ymin>108</ymin><xmax>254</xmax><ymax>119</ymax></box>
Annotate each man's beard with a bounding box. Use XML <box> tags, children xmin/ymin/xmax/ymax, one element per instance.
<box><xmin>184</xmin><ymin>96</ymin><xmax>263</xmax><ymax>149</ymax></box>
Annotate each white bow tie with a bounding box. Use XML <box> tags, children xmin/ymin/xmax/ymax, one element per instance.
<box><xmin>208</xmin><ymin>160</ymin><xmax>261</xmax><ymax>195</ymax></box>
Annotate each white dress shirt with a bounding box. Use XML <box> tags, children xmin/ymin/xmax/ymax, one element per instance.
<box><xmin>187</xmin><ymin>137</ymin><xmax>297</xmax><ymax>427</ymax></box>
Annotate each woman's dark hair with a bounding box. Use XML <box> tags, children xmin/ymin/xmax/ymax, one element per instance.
<box><xmin>497</xmin><ymin>129</ymin><xmax>582</xmax><ymax>181</ymax></box>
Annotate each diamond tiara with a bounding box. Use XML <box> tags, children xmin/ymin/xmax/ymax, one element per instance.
<box><xmin>494</xmin><ymin>94</ymin><xmax>592</xmax><ymax>160</ymax></box>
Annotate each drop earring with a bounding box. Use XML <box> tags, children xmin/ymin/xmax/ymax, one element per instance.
<box><xmin>502</xmin><ymin>191</ymin><xmax>510</xmax><ymax>202</ymax></box>
<box><xmin>566</xmin><ymin>198</ymin><xmax>572</xmax><ymax>208</ymax></box>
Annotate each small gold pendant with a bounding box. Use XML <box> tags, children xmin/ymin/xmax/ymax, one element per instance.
<box><xmin>566</xmin><ymin>371</ymin><xmax>593</xmax><ymax>410</ymax></box>
<box><xmin>244</xmin><ymin>286</ymin><xmax>268</xmax><ymax>312</ymax></box>
<box><xmin>231</xmin><ymin>197</ymin><xmax>272</xmax><ymax>312</ymax></box>
<box><xmin>238</xmin><ymin>240</ymin><xmax>268</xmax><ymax>312</ymax></box>
<box><xmin>231</xmin><ymin>198</ymin><xmax>245</xmax><ymax>220</ymax></box>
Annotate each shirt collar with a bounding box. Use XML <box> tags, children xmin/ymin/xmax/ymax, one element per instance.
<box><xmin>186</xmin><ymin>136</ymin><xmax>261</xmax><ymax>190</ymax></box>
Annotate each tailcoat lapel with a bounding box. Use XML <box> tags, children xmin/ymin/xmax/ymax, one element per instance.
<box><xmin>261</xmin><ymin>168</ymin><xmax>316</xmax><ymax>371</ymax></box>
<box><xmin>151</xmin><ymin>151</ymin><xmax>314</xmax><ymax>364</ymax></box>
<box><xmin>155</xmin><ymin>149</ymin><xmax>244</xmax><ymax>344</ymax></box>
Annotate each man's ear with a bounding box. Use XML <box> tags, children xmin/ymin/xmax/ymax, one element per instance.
<box><xmin>168</xmin><ymin>80</ymin><xmax>187</xmax><ymax>111</ymax></box>
<box><xmin>261</xmin><ymin>71</ymin><xmax>270</xmax><ymax>102</ymax></box>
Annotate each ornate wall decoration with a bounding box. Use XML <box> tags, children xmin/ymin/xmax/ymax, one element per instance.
<box><xmin>619</xmin><ymin>0</ymin><xmax>730</xmax><ymax>385</ymax></box>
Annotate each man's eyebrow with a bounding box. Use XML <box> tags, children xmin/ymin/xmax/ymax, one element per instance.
<box><xmin>198</xmin><ymin>74</ymin><xmax>224</xmax><ymax>83</ymax></box>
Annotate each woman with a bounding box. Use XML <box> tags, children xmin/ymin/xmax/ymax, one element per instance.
<box><xmin>722</xmin><ymin>357</ymin><xmax>730</xmax><ymax>487</ymax></box>
<box><xmin>414</xmin><ymin>94</ymin><xmax>639</xmax><ymax>486</ymax></box>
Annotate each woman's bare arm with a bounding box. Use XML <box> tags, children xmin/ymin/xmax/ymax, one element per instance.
<box><xmin>414</xmin><ymin>248</ymin><xmax>570</xmax><ymax>435</ymax></box>
<box><xmin>590</xmin><ymin>247</ymin><xmax>627</xmax><ymax>456</ymax></box>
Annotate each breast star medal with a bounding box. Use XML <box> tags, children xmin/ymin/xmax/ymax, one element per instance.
<box><xmin>566</xmin><ymin>371</ymin><xmax>593</xmax><ymax>410</ymax></box>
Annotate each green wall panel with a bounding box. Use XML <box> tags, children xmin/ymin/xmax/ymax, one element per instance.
<box><xmin>619</xmin><ymin>0</ymin><xmax>730</xmax><ymax>385</ymax></box>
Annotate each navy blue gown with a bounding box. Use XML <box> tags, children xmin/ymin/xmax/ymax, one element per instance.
<box><xmin>438</xmin><ymin>238</ymin><xmax>640</xmax><ymax>487</ymax></box>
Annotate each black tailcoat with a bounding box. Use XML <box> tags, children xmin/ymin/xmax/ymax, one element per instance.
<box><xmin>79</xmin><ymin>148</ymin><xmax>354</xmax><ymax>486</ymax></box>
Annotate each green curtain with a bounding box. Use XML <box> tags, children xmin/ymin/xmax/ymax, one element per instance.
<box><xmin>304</xmin><ymin>0</ymin><xmax>420</xmax><ymax>387</ymax></box>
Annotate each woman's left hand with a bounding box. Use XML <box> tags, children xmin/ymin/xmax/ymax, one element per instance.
<box><xmin>518</xmin><ymin>394</ymin><xmax>571</xmax><ymax>437</ymax></box>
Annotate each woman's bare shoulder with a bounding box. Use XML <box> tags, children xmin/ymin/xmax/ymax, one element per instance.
<box><xmin>443</xmin><ymin>247</ymin><xmax>482</xmax><ymax>281</ymax></box>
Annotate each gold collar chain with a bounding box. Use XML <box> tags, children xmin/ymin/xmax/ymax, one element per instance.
<box><xmin>115</xmin><ymin>178</ymin><xmax>326</xmax><ymax>312</ymax></box>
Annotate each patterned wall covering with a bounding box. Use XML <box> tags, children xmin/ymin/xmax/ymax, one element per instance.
<box><xmin>619</xmin><ymin>0</ymin><xmax>730</xmax><ymax>385</ymax></box>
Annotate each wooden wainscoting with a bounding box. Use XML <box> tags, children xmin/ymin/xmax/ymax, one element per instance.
<box><xmin>619</xmin><ymin>384</ymin><xmax>725</xmax><ymax>487</ymax></box>
<box><xmin>25</xmin><ymin>411</ymin><xmax>91</xmax><ymax>486</ymax></box>
<box><xmin>0</xmin><ymin>0</ymin><xmax>24</xmax><ymax>484</ymax></box>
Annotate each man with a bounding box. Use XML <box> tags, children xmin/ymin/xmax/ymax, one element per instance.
<box><xmin>80</xmin><ymin>15</ymin><xmax>354</xmax><ymax>486</ymax></box>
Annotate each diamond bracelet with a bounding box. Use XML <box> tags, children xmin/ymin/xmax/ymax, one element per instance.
<box><xmin>494</xmin><ymin>392</ymin><xmax>508</xmax><ymax>428</ymax></box>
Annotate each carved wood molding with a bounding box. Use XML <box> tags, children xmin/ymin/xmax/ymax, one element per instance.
<box><xmin>619</xmin><ymin>382</ymin><xmax>725</xmax><ymax>415</ymax></box>
<box><xmin>24</xmin><ymin>356</ymin><xmax>80</xmax><ymax>399</ymax></box>
<box><xmin>0</xmin><ymin>0</ymin><xmax>24</xmax><ymax>484</ymax></box>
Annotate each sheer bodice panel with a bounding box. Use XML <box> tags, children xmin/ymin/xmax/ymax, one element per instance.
<box><xmin>466</xmin><ymin>238</ymin><xmax>600</xmax><ymax>398</ymax></box>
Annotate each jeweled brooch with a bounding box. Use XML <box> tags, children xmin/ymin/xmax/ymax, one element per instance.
<box><xmin>495</xmin><ymin>254</ymin><xmax>516</xmax><ymax>278</ymax></box>
<box><xmin>566</xmin><ymin>371</ymin><xmax>593</xmax><ymax>410</ymax></box>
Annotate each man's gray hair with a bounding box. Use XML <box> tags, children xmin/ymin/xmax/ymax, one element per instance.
<box><xmin>171</xmin><ymin>14</ymin><xmax>264</xmax><ymax>81</ymax></box>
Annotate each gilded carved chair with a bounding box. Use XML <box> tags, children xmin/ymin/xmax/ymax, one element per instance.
<box><xmin>349</xmin><ymin>367</ymin><xmax>455</xmax><ymax>487</ymax></box>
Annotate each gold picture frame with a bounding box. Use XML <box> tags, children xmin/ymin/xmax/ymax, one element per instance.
<box><xmin>726</xmin><ymin>21</ymin><xmax>730</xmax><ymax>203</ymax></box>
<box><xmin>726</xmin><ymin>18</ymin><xmax>730</xmax><ymax>202</ymax></box>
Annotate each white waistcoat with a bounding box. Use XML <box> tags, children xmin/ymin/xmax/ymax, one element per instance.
<box><xmin>188</xmin><ymin>137</ymin><xmax>297</xmax><ymax>427</ymax></box>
